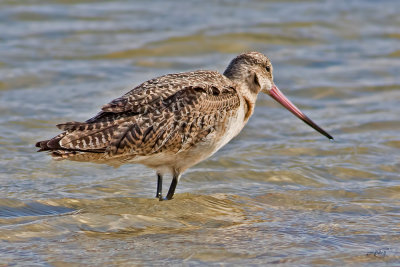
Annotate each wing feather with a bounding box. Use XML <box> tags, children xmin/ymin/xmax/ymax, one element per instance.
<box><xmin>36</xmin><ymin>71</ymin><xmax>240</xmax><ymax>160</ymax></box>
<box><xmin>110</xmin><ymin>85</ymin><xmax>241</xmax><ymax>156</ymax></box>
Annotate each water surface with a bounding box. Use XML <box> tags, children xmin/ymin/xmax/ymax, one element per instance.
<box><xmin>1</xmin><ymin>0</ymin><xmax>400</xmax><ymax>265</ymax></box>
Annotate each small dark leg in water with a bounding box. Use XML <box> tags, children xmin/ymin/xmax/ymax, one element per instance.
<box><xmin>165</xmin><ymin>173</ymin><xmax>179</xmax><ymax>200</ymax></box>
<box><xmin>156</xmin><ymin>173</ymin><xmax>162</xmax><ymax>200</ymax></box>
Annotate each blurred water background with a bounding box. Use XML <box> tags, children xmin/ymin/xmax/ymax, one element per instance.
<box><xmin>1</xmin><ymin>0</ymin><xmax>400</xmax><ymax>265</ymax></box>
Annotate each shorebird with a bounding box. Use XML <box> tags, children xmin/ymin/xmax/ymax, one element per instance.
<box><xmin>36</xmin><ymin>52</ymin><xmax>333</xmax><ymax>200</ymax></box>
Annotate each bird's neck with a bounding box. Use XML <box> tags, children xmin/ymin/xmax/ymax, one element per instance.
<box><xmin>235</xmin><ymin>82</ymin><xmax>258</xmax><ymax>123</ymax></box>
<box><xmin>223</xmin><ymin>69</ymin><xmax>259</xmax><ymax>122</ymax></box>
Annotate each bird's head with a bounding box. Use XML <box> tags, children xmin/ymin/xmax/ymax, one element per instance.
<box><xmin>224</xmin><ymin>51</ymin><xmax>333</xmax><ymax>140</ymax></box>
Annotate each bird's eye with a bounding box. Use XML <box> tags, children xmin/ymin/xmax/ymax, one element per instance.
<box><xmin>265</xmin><ymin>65</ymin><xmax>271</xmax><ymax>72</ymax></box>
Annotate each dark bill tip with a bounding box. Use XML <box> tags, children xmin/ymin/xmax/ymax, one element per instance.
<box><xmin>268</xmin><ymin>85</ymin><xmax>334</xmax><ymax>140</ymax></box>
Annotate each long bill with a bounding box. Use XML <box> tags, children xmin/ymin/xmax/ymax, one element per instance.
<box><xmin>268</xmin><ymin>85</ymin><xmax>333</xmax><ymax>140</ymax></box>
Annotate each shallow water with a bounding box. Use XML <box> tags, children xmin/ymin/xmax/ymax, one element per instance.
<box><xmin>1</xmin><ymin>0</ymin><xmax>400</xmax><ymax>265</ymax></box>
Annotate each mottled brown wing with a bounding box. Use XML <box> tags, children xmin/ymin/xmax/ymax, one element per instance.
<box><xmin>36</xmin><ymin>116</ymin><xmax>128</xmax><ymax>153</ymax></box>
<box><xmin>36</xmin><ymin>70</ymin><xmax>240</xmax><ymax>157</ymax></box>
<box><xmin>107</xmin><ymin>85</ymin><xmax>241</xmax><ymax>156</ymax></box>
<box><xmin>99</xmin><ymin>71</ymin><xmax>233</xmax><ymax>114</ymax></box>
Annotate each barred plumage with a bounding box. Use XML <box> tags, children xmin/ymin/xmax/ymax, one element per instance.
<box><xmin>36</xmin><ymin>51</ymin><xmax>333</xmax><ymax>200</ymax></box>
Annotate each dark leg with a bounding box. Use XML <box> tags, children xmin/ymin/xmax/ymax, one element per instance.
<box><xmin>156</xmin><ymin>173</ymin><xmax>162</xmax><ymax>200</ymax></box>
<box><xmin>165</xmin><ymin>173</ymin><xmax>180</xmax><ymax>200</ymax></box>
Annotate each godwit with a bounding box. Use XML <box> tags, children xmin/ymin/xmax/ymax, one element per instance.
<box><xmin>36</xmin><ymin>52</ymin><xmax>333</xmax><ymax>200</ymax></box>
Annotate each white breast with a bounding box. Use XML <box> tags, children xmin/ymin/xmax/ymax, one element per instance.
<box><xmin>213</xmin><ymin>100</ymin><xmax>247</xmax><ymax>153</ymax></box>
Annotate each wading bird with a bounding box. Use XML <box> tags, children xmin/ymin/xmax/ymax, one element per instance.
<box><xmin>36</xmin><ymin>52</ymin><xmax>333</xmax><ymax>200</ymax></box>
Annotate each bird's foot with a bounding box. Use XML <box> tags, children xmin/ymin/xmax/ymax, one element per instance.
<box><xmin>158</xmin><ymin>195</ymin><xmax>173</xmax><ymax>201</ymax></box>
